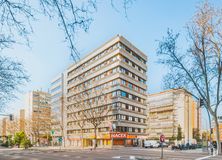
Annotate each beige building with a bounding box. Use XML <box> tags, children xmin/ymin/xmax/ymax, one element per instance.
<box><xmin>1</xmin><ymin>110</ymin><xmax>27</xmax><ymax>140</ymax></box>
<box><xmin>19</xmin><ymin>109</ymin><xmax>25</xmax><ymax>132</ymax></box>
<box><xmin>147</xmin><ymin>89</ymin><xmax>201</xmax><ymax>144</ymax></box>
<box><xmin>1</xmin><ymin>116</ymin><xmax>20</xmax><ymax>138</ymax></box>
<box><xmin>2</xmin><ymin>118</ymin><xmax>7</xmax><ymax>138</ymax></box>
<box><xmin>26</xmin><ymin>90</ymin><xmax>51</xmax><ymax>143</ymax></box>
<box><xmin>65</xmin><ymin>35</ymin><xmax>147</xmax><ymax>147</ymax></box>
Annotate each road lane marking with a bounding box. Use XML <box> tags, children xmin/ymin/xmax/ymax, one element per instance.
<box><xmin>195</xmin><ymin>155</ymin><xmax>215</xmax><ymax>160</ymax></box>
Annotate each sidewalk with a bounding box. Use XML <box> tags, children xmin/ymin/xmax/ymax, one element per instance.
<box><xmin>195</xmin><ymin>155</ymin><xmax>222</xmax><ymax>160</ymax></box>
<box><xmin>29</xmin><ymin>146</ymin><xmax>115</xmax><ymax>151</ymax></box>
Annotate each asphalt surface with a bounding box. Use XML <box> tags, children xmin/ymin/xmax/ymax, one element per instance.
<box><xmin>0</xmin><ymin>147</ymin><xmax>220</xmax><ymax>160</ymax></box>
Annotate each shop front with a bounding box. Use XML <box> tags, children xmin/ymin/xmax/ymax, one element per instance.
<box><xmin>111</xmin><ymin>132</ymin><xmax>138</xmax><ymax>146</ymax></box>
<box><xmin>67</xmin><ymin>132</ymin><xmax>139</xmax><ymax>147</ymax></box>
<box><xmin>82</xmin><ymin>133</ymin><xmax>111</xmax><ymax>148</ymax></box>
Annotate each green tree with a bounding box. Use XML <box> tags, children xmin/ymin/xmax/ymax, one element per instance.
<box><xmin>193</xmin><ymin>129</ymin><xmax>201</xmax><ymax>142</ymax></box>
<box><xmin>20</xmin><ymin>138</ymin><xmax>32</xmax><ymax>149</ymax></box>
<box><xmin>169</xmin><ymin>136</ymin><xmax>176</xmax><ymax>142</ymax></box>
<box><xmin>177</xmin><ymin>125</ymin><xmax>182</xmax><ymax>141</ymax></box>
<box><xmin>14</xmin><ymin>131</ymin><xmax>26</xmax><ymax>148</ymax></box>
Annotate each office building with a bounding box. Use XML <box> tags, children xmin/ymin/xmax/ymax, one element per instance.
<box><xmin>50</xmin><ymin>73</ymin><xmax>65</xmax><ymax>144</ymax></box>
<box><xmin>147</xmin><ymin>89</ymin><xmax>201</xmax><ymax>144</ymax></box>
<box><xmin>65</xmin><ymin>35</ymin><xmax>147</xmax><ymax>147</ymax></box>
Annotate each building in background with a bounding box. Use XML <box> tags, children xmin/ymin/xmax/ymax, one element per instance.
<box><xmin>1</xmin><ymin>110</ymin><xmax>27</xmax><ymax>141</ymax></box>
<box><xmin>212</xmin><ymin>116</ymin><xmax>222</xmax><ymax>141</ymax></box>
<box><xmin>65</xmin><ymin>35</ymin><xmax>147</xmax><ymax>147</ymax></box>
<box><xmin>147</xmin><ymin>89</ymin><xmax>201</xmax><ymax>144</ymax></box>
<box><xmin>1</xmin><ymin>118</ymin><xmax>7</xmax><ymax>141</ymax></box>
<box><xmin>50</xmin><ymin>73</ymin><xmax>65</xmax><ymax>145</ymax></box>
<box><xmin>0</xmin><ymin>116</ymin><xmax>20</xmax><ymax>139</ymax></box>
<box><xmin>19</xmin><ymin>109</ymin><xmax>25</xmax><ymax>132</ymax></box>
<box><xmin>26</xmin><ymin>90</ymin><xmax>51</xmax><ymax>144</ymax></box>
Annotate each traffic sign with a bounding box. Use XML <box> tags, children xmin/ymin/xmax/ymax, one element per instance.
<box><xmin>58</xmin><ymin>137</ymin><xmax>63</xmax><ymax>142</ymax></box>
<box><xmin>160</xmin><ymin>134</ymin><xmax>165</xmax><ymax>143</ymax></box>
<box><xmin>51</xmin><ymin>130</ymin><xmax>55</xmax><ymax>135</ymax></box>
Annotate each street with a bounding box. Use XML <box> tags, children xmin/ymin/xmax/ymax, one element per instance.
<box><xmin>0</xmin><ymin>147</ymin><xmax>221</xmax><ymax>160</ymax></box>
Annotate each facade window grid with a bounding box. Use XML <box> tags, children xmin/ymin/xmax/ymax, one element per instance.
<box><xmin>68</xmin><ymin>56</ymin><xmax>119</xmax><ymax>86</ymax></box>
<box><xmin>119</xmin><ymin>102</ymin><xmax>145</xmax><ymax>114</ymax></box>
<box><xmin>122</xmin><ymin>56</ymin><xmax>146</xmax><ymax>74</ymax></box>
<box><xmin>68</xmin><ymin>43</ymin><xmax>146</xmax><ymax>83</ymax></box>
<box><xmin>68</xmin><ymin>43</ymin><xmax>119</xmax><ymax>77</ymax></box>
<box><xmin>51</xmin><ymin>78</ymin><xmax>62</xmax><ymax>86</ymax></box>
<box><xmin>119</xmin><ymin>42</ymin><xmax>146</xmax><ymax>64</ymax></box>
<box><xmin>120</xmin><ymin>67</ymin><xmax>146</xmax><ymax>84</ymax></box>
<box><xmin>51</xmin><ymin>85</ymin><xmax>62</xmax><ymax>93</ymax></box>
<box><xmin>68</xmin><ymin>74</ymin><xmax>146</xmax><ymax>98</ymax></box>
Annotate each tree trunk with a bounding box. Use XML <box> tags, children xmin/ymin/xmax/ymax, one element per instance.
<box><xmin>213</xmin><ymin>115</ymin><xmax>221</xmax><ymax>155</ymax></box>
<box><xmin>81</xmin><ymin>128</ymin><xmax>84</xmax><ymax>149</ymax></box>
<box><xmin>94</xmin><ymin>126</ymin><xmax>97</xmax><ymax>150</ymax></box>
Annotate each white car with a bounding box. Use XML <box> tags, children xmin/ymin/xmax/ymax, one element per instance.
<box><xmin>152</xmin><ymin>142</ymin><xmax>160</xmax><ymax>148</ymax></box>
<box><xmin>144</xmin><ymin>141</ymin><xmax>152</xmax><ymax>148</ymax></box>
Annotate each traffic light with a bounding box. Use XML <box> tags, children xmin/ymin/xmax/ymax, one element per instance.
<box><xmin>9</xmin><ymin>114</ymin><xmax>14</xmax><ymax>121</ymax></box>
<box><xmin>199</xmin><ymin>98</ymin><xmax>204</xmax><ymax>107</ymax></box>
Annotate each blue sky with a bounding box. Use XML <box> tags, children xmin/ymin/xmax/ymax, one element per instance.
<box><xmin>2</xmin><ymin>0</ymin><xmax>222</xmax><ymax>122</ymax></box>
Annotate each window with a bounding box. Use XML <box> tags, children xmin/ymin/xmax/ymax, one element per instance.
<box><xmin>128</xmin><ymin>83</ymin><xmax>133</xmax><ymax>89</ymax></box>
<box><xmin>121</xmin><ymin>115</ymin><xmax>126</xmax><ymax>120</ymax></box>
<box><xmin>112</xmin><ymin>103</ymin><xmax>117</xmax><ymax>109</ymax></box>
<box><xmin>124</xmin><ymin>58</ymin><xmax>129</xmax><ymax>63</ymax></box>
<box><xmin>113</xmin><ymin>79</ymin><xmax>118</xmax><ymax>85</ymax></box>
<box><xmin>128</xmin><ymin>127</ymin><xmax>132</xmax><ymax>132</ymax></box>
<box><xmin>135</xmin><ymin>117</ymin><xmax>138</xmax><ymax>122</ymax></box>
<box><xmin>129</xmin><ymin>105</ymin><xmax>132</xmax><ymax>110</ymax></box>
<box><xmin>113</xmin><ymin>68</ymin><xmax>117</xmax><ymax>73</ymax></box>
<box><xmin>121</xmin><ymin>91</ymin><xmax>127</xmax><ymax>97</ymax></box>
<box><xmin>128</xmin><ymin>72</ymin><xmax>132</xmax><ymax>77</ymax></box>
<box><xmin>129</xmin><ymin>94</ymin><xmax>132</xmax><ymax>99</ymax></box>
<box><xmin>121</xmin><ymin>79</ymin><xmax>126</xmax><ymax>85</ymax></box>
<box><xmin>134</xmin><ymin>86</ymin><xmax>138</xmax><ymax>91</ymax></box>
<box><xmin>128</xmin><ymin>116</ymin><xmax>132</xmax><ymax>121</ymax></box>
<box><xmin>135</xmin><ymin>107</ymin><xmax>138</xmax><ymax>112</ymax></box>
<box><xmin>112</xmin><ymin>91</ymin><xmax>117</xmax><ymax>97</ymax></box>
<box><xmin>120</xmin><ymin>67</ymin><xmax>126</xmax><ymax>74</ymax></box>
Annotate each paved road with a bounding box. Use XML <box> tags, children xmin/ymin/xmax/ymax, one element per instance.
<box><xmin>0</xmin><ymin>147</ymin><xmax>219</xmax><ymax>160</ymax></box>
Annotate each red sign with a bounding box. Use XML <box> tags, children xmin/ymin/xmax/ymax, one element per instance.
<box><xmin>160</xmin><ymin>134</ymin><xmax>165</xmax><ymax>142</ymax></box>
<box><xmin>111</xmin><ymin>132</ymin><xmax>127</xmax><ymax>138</ymax></box>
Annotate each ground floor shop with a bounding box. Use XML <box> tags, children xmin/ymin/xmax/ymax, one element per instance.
<box><xmin>66</xmin><ymin>132</ymin><xmax>143</xmax><ymax>148</ymax></box>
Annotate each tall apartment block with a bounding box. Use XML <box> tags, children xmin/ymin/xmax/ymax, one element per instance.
<box><xmin>50</xmin><ymin>73</ymin><xmax>65</xmax><ymax>144</ymax></box>
<box><xmin>19</xmin><ymin>109</ymin><xmax>25</xmax><ymax>132</ymax></box>
<box><xmin>147</xmin><ymin>89</ymin><xmax>201</xmax><ymax>144</ymax></box>
<box><xmin>26</xmin><ymin>90</ymin><xmax>51</xmax><ymax>144</ymax></box>
<box><xmin>65</xmin><ymin>35</ymin><xmax>147</xmax><ymax>147</ymax></box>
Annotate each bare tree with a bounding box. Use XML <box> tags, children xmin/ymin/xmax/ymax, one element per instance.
<box><xmin>0</xmin><ymin>0</ymin><xmax>133</xmax><ymax>112</ymax></box>
<box><xmin>67</xmin><ymin>81</ymin><xmax>111</xmax><ymax>150</ymax></box>
<box><xmin>0</xmin><ymin>56</ymin><xmax>28</xmax><ymax>110</ymax></box>
<box><xmin>157</xmin><ymin>1</ymin><xmax>222</xmax><ymax>154</ymax></box>
<box><xmin>0</xmin><ymin>0</ymin><xmax>34</xmax><ymax>49</ymax></box>
<box><xmin>67</xmin><ymin>96</ymin><xmax>87</xmax><ymax>148</ymax></box>
<box><xmin>6</xmin><ymin>117</ymin><xmax>20</xmax><ymax>136</ymax></box>
<box><xmin>0</xmin><ymin>0</ymin><xmax>134</xmax><ymax>59</ymax></box>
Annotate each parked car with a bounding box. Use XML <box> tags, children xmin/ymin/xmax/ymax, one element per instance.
<box><xmin>144</xmin><ymin>141</ymin><xmax>152</xmax><ymax>148</ymax></box>
<box><xmin>152</xmin><ymin>142</ymin><xmax>160</xmax><ymax>148</ymax></box>
<box><xmin>161</xmin><ymin>142</ymin><xmax>169</xmax><ymax>148</ymax></box>
<box><xmin>144</xmin><ymin>140</ymin><xmax>160</xmax><ymax>148</ymax></box>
